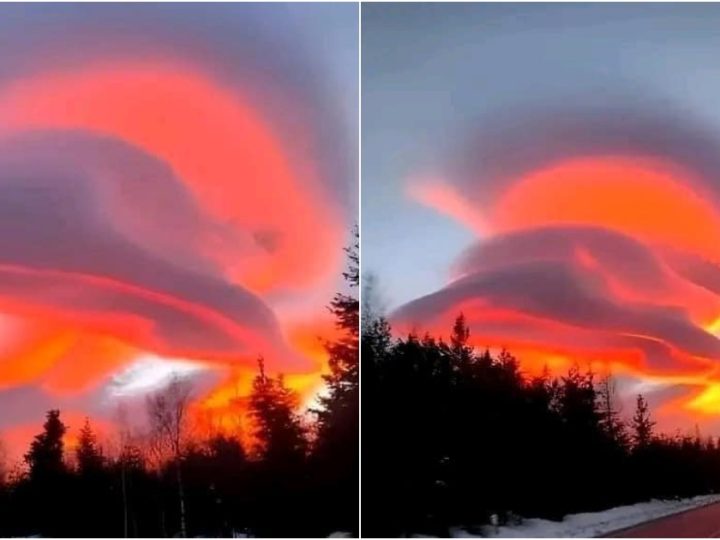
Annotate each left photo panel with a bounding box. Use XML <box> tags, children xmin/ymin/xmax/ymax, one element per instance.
<box><xmin>0</xmin><ymin>3</ymin><xmax>358</xmax><ymax>538</ymax></box>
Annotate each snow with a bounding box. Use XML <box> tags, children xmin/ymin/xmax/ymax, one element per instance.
<box><xmin>450</xmin><ymin>494</ymin><xmax>720</xmax><ymax>538</ymax></box>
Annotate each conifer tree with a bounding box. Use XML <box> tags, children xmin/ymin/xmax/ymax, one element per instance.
<box><xmin>558</xmin><ymin>366</ymin><xmax>600</xmax><ymax>435</ymax></box>
<box><xmin>312</xmin><ymin>228</ymin><xmax>359</xmax><ymax>534</ymax></box>
<box><xmin>317</xmin><ymin>227</ymin><xmax>359</xmax><ymax>431</ymax></box>
<box><xmin>249</xmin><ymin>357</ymin><xmax>307</xmax><ymax>466</ymax></box>
<box><xmin>76</xmin><ymin>418</ymin><xmax>104</xmax><ymax>475</ymax></box>
<box><xmin>22</xmin><ymin>410</ymin><xmax>70</xmax><ymax>537</ymax></box>
<box><xmin>450</xmin><ymin>313</ymin><xmax>470</xmax><ymax>351</ymax></box>
<box><xmin>247</xmin><ymin>358</ymin><xmax>309</xmax><ymax>535</ymax></box>
<box><xmin>597</xmin><ymin>376</ymin><xmax>629</xmax><ymax>448</ymax></box>
<box><xmin>632</xmin><ymin>394</ymin><xmax>656</xmax><ymax>449</ymax></box>
<box><xmin>449</xmin><ymin>313</ymin><xmax>474</xmax><ymax>375</ymax></box>
<box><xmin>25</xmin><ymin>409</ymin><xmax>67</xmax><ymax>482</ymax></box>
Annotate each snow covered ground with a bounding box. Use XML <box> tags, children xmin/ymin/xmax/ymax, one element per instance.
<box><xmin>449</xmin><ymin>494</ymin><xmax>720</xmax><ymax>538</ymax></box>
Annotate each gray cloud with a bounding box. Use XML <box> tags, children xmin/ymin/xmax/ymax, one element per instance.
<box><xmin>394</xmin><ymin>232</ymin><xmax>720</xmax><ymax>368</ymax></box>
<box><xmin>455</xmin><ymin>225</ymin><xmax>670</xmax><ymax>291</ymax></box>
<box><xmin>0</xmin><ymin>3</ymin><xmax>357</xmax><ymax>216</ymax></box>
<box><xmin>448</xmin><ymin>103</ymin><xmax>720</xmax><ymax>207</ymax></box>
<box><xmin>0</xmin><ymin>131</ymin><xmax>295</xmax><ymax>367</ymax></box>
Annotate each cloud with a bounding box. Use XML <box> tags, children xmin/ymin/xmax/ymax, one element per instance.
<box><xmin>400</xmin><ymin>103</ymin><xmax>720</xmax><ymax>430</ymax></box>
<box><xmin>0</xmin><ymin>63</ymin><xmax>347</xmax><ymax>294</ymax></box>
<box><xmin>396</xmin><ymin>253</ymin><xmax>720</xmax><ymax>358</ymax></box>
<box><xmin>450</xmin><ymin>102</ymin><xmax>720</xmax><ymax>203</ymax></box>
<box><xmin>0</xmin><ymin>132</ymin><xmax>286</xmax><ymax>362</ymax></box>
<box><xmin>0</xmin><ymin>4</ymin><xmax>355</xmax><ymax>456</ymax></box>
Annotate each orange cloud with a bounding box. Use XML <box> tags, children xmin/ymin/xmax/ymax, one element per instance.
<box><xmin>493</xmin><ymin>157</ymin><xmax>720</xmax><ymax>262</ymax></box>
<box><xmin>402</xmin><ymin>156</ymin><xmax>720</xmax><ymax>433</ymax></box>
<box><xmin>0</xmin><ymin>57</ymin><xmax>348</xmax><ymax>449</ymax></box>
<box><xmin>0</xmin><ymin>62</ymin><xmax>343</xmax><ymax>295</ymax></box>
<box><xmin>408</xmin><ymin>178</ymin><xmax>486</xmax><ymax>234</ymax></box>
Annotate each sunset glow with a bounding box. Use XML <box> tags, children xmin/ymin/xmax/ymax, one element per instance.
<box><xmin>0</xmin><ymin>6</ymin><xmax>354</xmax><ymax>462</ymax></box>
<box><xmin>400</xmin><ymin>153</ymin><xmax>720</xmax><ymax>429</ymax></box>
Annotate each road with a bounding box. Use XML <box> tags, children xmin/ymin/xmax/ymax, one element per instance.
<box><xmin>606</xmin><ymin>501</ymin><xmax>720</xmax><ymax>537</ymax></box>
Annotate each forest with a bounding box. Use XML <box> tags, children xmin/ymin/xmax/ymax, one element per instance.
<box><xmin>362</xmin><ymin>311</ymin><xmax>720</xmax><ymax>537</ymax></box>
<box><xmin>0</xmin><ymin>235</ymin><xmax>358</xmax><ymax>539</ymax></box>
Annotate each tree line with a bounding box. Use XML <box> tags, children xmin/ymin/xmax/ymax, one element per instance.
<box><xmin>0</xmin><ymin>231</ymin><xmax>358</xmax><ymax>538</ymax></box>
<box><xmin>362</xmin><ymin>312</ymin><xmax>720</xmax><ymax>537</ymax></box>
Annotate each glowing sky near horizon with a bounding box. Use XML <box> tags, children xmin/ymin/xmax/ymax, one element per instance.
<box><xmin>0</xmin><ymin>3</ymin><xmax>357</xmax><ymax>460</ymax></box>
<box><xmin>363</xmin><ymin>3</ymin><xmax>720</xmax><ymax>435</ymax></box>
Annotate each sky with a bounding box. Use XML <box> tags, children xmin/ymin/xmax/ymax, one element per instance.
<box><xmin>363</xmin><ymin>3</ymin><xmax>720</xmax><ymax>434</ymax></box>
<box><xmin>0</xmin><ymin>3</ymin><xmax>357</xmax><ymax>461</ymax></box>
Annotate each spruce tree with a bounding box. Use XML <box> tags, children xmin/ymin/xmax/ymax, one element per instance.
<box><xmin>313</xmin><ymin>228</ymin><xmax>359</xmax><ymax>534</ymax></box>
<box><xmin>25</xmin><ymin>409</ymin><xmax>67</xmax><ymax>482</ymax></box>
<box><xmin>558</xmin><ymin>366</ymin><xmax>600</xmax><ymax>435</ymax></box>
<box><xmin>597</xmin><ymin>376</ymin><xmax>629</xmax><ymax>449</ymax></box>
<box><xmin>449</xmin><ymin>313</ymin><xmax>474</xmax><ymax>375</ymax></box>
<box><xmin>76</xmin><ymin>418</ymin><xmax>104</xmax><ymax>475</ymax></box>
<box><xmin>632</xmin><ymin>394</ymin><xmax>655</xmax><ymax>449</ymax></box>
<box><xmin>317</xmin><ymin>227</ymin><xmax>359</xmax><ymax>430</ymax></box>
<box><xmin>249</xmin><ymin>357</ymin><xmax>307</xmax><ymax>467</ymax></box>
<box><xmin>450</xmin><ymin>313</ymin><xmax>470</xmax><ymax>351</ymax></box>
<box><xmin>23</xmin><ymin>410</ymin><xmax>70</xmax><ymax>537</ymax></box>
<box><xmin>247</xmin><ymin>357</ymin><xmax>309</xmax><ymax>536</ymax></box>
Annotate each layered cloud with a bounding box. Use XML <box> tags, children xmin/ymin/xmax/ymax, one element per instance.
<box><xmin>399</xmin><ymin>104</ymin><xmax>720</xmax><ymax>431</ymax></box>
<box><xmin>0</xmin><ymin>4</ymin><xmax>355</xmax><ymax>458</ymax></box>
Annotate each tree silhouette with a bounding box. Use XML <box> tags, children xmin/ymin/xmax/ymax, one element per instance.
<box><xmin>19</xmin><ymin>409</ymin><xmax>71</xmax><ymax>537</ymax></box>
<box><xmin>598</xmin><ymin>376</ymin><xmax>629</xmax><ymax>449</ymax></box>
<box><xmin>247</xmin><ymin>357</ymin><xmax>309</xmax><ymax>536</ymax></box>
<box><xmin>76</xmin><ymin>417</ymin><xmax>104</xmax><ymax>475</ymax></box>
<box><xmin>0</xmin><ymin>227</ymin><xmax>362</xmax><ymax>538</ymax></box>
<box><xmin>313</xmin><ymin>228</ymin><xmax>360</xmax><ymax>535</ymax></box>
<box><xmin>249</xmin><ymin>357</ymin><xmax>307</xmax><ymax>466</ymax></box>
<box><xmin>25</xmin><ymin>409</ymin><xmax>67</xmax><ymax>482</ymax></box>
<box><xmin>147</xmin><ymin>376</ymin><xmax>193</xmax><ymax>538</ymax></box>
<box><xmin>363</xmin><ymin>315</ymin><xmax>720</xmax><ymax>535</ymax></box>
<box><xmin>316</xmin><ymin>228</ymin><xmax>359</xmax><ymax>445</ymax></box>
<box><xmin>632</xmin><ymin>393</ymin><xmax>656</xmax><ymax>449</ymax></box>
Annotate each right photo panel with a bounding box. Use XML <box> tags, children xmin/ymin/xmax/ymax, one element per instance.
<box><xmin>362</xmin><ymin>3</ymin><xmax>720</xmax><ymax>538</ymax></box>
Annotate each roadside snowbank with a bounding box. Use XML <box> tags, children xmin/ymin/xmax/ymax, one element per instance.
<box><xmin>450</xmin><ymin>494</ymin><xmax>720</xmax><ymax>538</ymax></box>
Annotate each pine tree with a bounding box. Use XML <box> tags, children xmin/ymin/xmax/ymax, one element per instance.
<box><xmin>449</xmin><ymin>313</ymin><xmax>474</xmax><ymax>376</ymax></box>
<box><xmin>450</xmin><ymin>313</ymin><xmax>470</xmax><ymax>351</ymax></box>
<box><xmin>247</xmin><ymin>357</ymin><xmax>310</xmax><ymax>536</ymax></box>
<box><xmin>497</xmin><ymin>348</ymin><xmax>523</xmax><ymax>388</ymax></box>
<box><xmin>558</xmin><ymin>366</ymin><xmax>600</xmax><ymax>434</ymax></box>
<box><xmin>363</xmin><ymin>315</ymin><xmax>392</xmax><ymax>368</ymax></box>
<box><xmin>597</xmin><ymin>376</ymin><xmax>629</xmax><ymax>448</ymax></box>
<box><xmin>76</xmin><ymin>418</ymin><xmax>104</xmax><ymax>475</ymax></box>
<box><xmin>21</xmin><ymin>410</ymin><xmax>71</xmax><ymax>536</ymax></box>
<box><xmin>313</xmin><ymin>228</ymin><xmax>359</xmax><ymax>534</ymax></box>
<box><xmin>632</xmin><ymin>394</ymin><xmax>655</xmax><ymax>449</ymax></box>
<box><xmin>25</xmin><ymin>409</ymin><xmax>67</xmax><ymax>482</ymax></box>
<box><xmin>249</xmin><ymin>357</ymin><xmax>307</xmax><ymax>466</ymax></box>
<box><xmin>318</xmin><ymin>227</ymin><xmax>359</xmax><ymax>417</ymax></box>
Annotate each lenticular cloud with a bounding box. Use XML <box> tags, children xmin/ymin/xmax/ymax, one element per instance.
<box><xmin>399</xmin><ymin>103</ymin><xmax>720</xmax><ymax>427</ymax></box>
<box><xmin>0</xmin><ymin>4</ymin><xmax>353</xmax><ymax>451</ymax></box>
